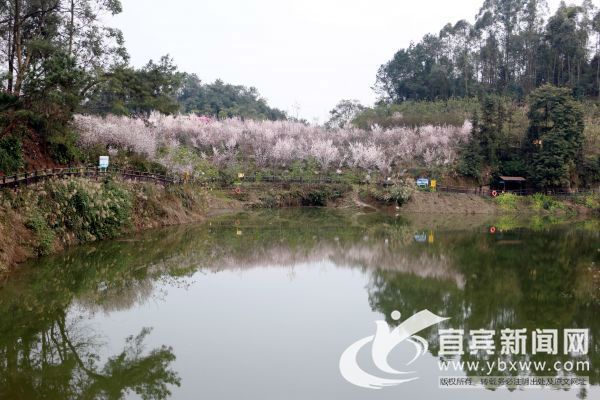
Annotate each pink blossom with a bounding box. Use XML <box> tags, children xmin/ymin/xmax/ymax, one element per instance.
<box><xmin>74</xmin><ymin>113</ymin><xmax>469</xmax><ymax>173</ymax></box>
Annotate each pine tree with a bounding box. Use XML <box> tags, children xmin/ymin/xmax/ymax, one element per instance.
<box><xmin>458</xmin><ymin>110</ymin><xmax>484</xmax><ymax>179</ymax></box>
<box><xmin>478</xmin><ymin>95</ymin><xmax>505</xmax><ymax>168</ymax></box>
<box><xmin>459</xmin><ymin>95</ymin><xmax>506</xmax><ymax>180</ymax></box>
<box><xmin>525</xmin><ymin>84</ymin><xmax>584</xmax><ymax>189</ymax></box>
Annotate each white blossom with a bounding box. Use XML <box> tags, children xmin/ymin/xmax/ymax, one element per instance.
<box><xmin>75</xmin><ymin>113</ymin><xmax>470</xmax><ymax>173</ymax></box>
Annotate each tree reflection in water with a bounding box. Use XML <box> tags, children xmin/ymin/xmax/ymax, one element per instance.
<box><xmin>0</xmin><ymin>316</ymin><xmax>179</xmax><ymax>399</ymax></box>
<box><xmin>0</xmin><ymin>209</ymin><xmax>597</xmax><ymax>398</ymax></box>
<box><xmin>0</xmin><ymin>225</ymin><xmax>190</xmax><ymax>399</ymax></box>
<box><xmin>367</xmin><ymin>222</ymin><xmax>599</xmax><ymax>397</ymax></box>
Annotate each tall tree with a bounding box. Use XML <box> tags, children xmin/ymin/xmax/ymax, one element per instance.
<box><xmin>525</xmin><ymin>84</ymin><xmax>584</xmax><ymax>189</ymax></box>
<box><xmin>593</xmin><ymin>11</ymin><xmax>600</xmax><ymax>97</ymax></box>
<box><xmin>544</xmin><ymin>3</ymin><xmax>590</xmax><ymax>92</ymax></box>
<box><xmin>519</xmin><ymin>0</ymin><xmax>547</xmax><ymax>93</ymax></box>
<box><xmin>0</xmin><ymin>1</ymin><xmax>126</xmax><ymax>97</ymax></box>
<box><xmin>476</xmin><ymin>0</ymin><xmax>526</xmax><ymax>91</ymax></box>
<box><xmin>458</xmin><ymin>95</ymin><xmax>508</xmax><ymax>180</ymax></box>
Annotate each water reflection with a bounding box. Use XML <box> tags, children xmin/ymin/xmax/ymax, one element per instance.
<box><xmin>0</xmin><ymin>209</ymin><xmax>597</xmax><ymax>398</ymax></box>
<box><xmin>0</xmin><ymin>312</ymin><xmax>179</xmax><ymax>399</ymax></box>
<box><xmin>368</xmin><ymin>222</ymin><xmax>599</xmax><ymax>395</ymax></box>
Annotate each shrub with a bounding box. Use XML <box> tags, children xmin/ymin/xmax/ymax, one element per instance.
<box><xmin>166</xmin><ymin>185</ymin><xmax>204</xmax><ymax>210</ymax></box>
<box><xmin>43</xmin><ymin>178</ymin><xmax>132</xmax><ymax>241</ymax></box>
<box><xmin>47</xmin><ymin>128</ymin><xmax>80</xmax><ymax>164</ymax></box>
<box><xmin>0</xmin><ymin>136</ymin><xmax>24</xmax><ymax>174</ymax></box>
<box><xmin>530</xmin><ymin>193</ymin><xmax>563</xmax><ymax>212</ymax></box>
<box><xmin>578</xmin><ymin>155</ymin><xmax>600</xmax><ymax>187</ymax></box>
<box><xmin>25</xmin><ymin>212</ymin><xmax>55</xmax><ymax>256</ymax></box>
<box><xmin>368</xmin><ymin>180</ymin><xmax>414</xmax><ymax>205</ymax></box>
<box><xmin>494</xmin><ymin>193</ymin><xmax>520</xmax><ymax>210</ymax></box>
<box><xmin>574</xmin><ymin>193</ymin><xmax>600</xmax><ymax>214</ymax></box>
<box><xmin>123</xmin><ymin>152</ymin><xmax>168</xmax><ymax>174</ymax></box>
<box><xmin>300</xmin><ymin>184</ymin><xmax>348</xmax><ymax>206</ymax></box>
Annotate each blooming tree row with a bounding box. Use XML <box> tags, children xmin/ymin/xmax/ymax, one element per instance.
<box><xmin>74</xmin><ymin>114</ymin><xmax>471</xmax><ymax>174</ymax></box>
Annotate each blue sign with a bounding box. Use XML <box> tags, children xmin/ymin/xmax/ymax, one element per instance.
<box><xmin>414</xmin><ymin>232</ymin><xmax>427</xmax><ymax>243</ymax></box>
<box><xmin>416</xmin><ymin>178</ymin><xmax>429</xmax><ymax>187</ymax></box>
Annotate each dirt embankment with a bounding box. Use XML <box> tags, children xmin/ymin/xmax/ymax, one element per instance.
<box><xmin>398</xmin><ymin>191</ymin><xmax>500</xmax><ymax>214</ymax></box>
<box><xmin>0</xmin><ymin>180</ymin><xmax>241</xmax><ymax>275</ymax></box>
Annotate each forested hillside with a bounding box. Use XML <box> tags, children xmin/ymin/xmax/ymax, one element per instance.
<box><xmin>376</xmin><ymin>0</ymin><xmax>600</xmax><ymax>101</ymax></box>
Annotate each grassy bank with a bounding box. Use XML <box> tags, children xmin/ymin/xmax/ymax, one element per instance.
<box><xmin>0</xmin><ymin>177</ymin><xmax>207</xmax><ymax>273</ymax></box>
<box><xmin>492</xmin><ymin>192</ymin><xmax>600</xmax><ymax>216</ymax></box>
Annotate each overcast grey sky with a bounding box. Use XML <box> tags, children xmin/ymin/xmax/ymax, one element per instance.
<box><xmin>113</xmin><ymin>0</ymin><xmax>584</xmax><ymax>122</ymax></box>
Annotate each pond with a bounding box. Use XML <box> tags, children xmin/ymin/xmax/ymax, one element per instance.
<box><xmin>0</xmin><ymin>209</ymin><xmax>598</xmax><ymax>399</ymax></box>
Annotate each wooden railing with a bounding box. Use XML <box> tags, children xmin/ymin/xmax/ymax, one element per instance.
<box><xmin>0</xmin><ymin>166</ymin><xmax>177</xmax><ymax>189</ymax></box>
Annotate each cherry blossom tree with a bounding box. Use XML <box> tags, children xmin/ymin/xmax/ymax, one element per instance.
<box><xmin>74</xmin><ymin>114</ymin><xmax>470</xmax><ymax>174</ymax></box>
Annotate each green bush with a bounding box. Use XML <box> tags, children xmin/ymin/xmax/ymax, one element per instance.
<box><xmin>78</xmin><ymin>142</ymin><xmax>105</xmax><ymax>166</ymax></box>
<box><xmin>368</xmin><ymin>181</ymin><xmax>414</xmax><ymax>205</ymax></box>
<box><xmin>0</xmin><ymin>136</ymin><xmax>24</xmax><ymax>174</ymax></box>
<box><xmin>300</xmin><ymin>186</ymin><xmax>337</xmax><ymax>206</ymax></box>
<box><xmin>125</xmin><ymin>152</ymin><xmax>168</xmax><ymax>174</ymax></box>
<box><xmin>46</xmin><ymin>127</ymin><xmax>80</xmax><ymax>164</ymax></box>
<box><xmin>574</xmin><ymin>193</ymin><xmax>600</xmax><ymax>213</ymax></box>
<box><xmin>530</xmin><ymin>193</ymin><xmax>563</xmax><ymax>212</ymax></box>
<box><xmin>43</xmin><ymin>178</ymin><xmax>132</xmax><ymax>241</ymax></box>
<box><xmin>583</xmin><ymin>194</ymin><xmax>600</xmax><ymax>209</ymax></box>
<box><xmin>25</xmin><ymin>212</ymin><xmax>55</xmax><ymax>256</ymax></box>
<box><xmin>578</xmin><ymin>155</ymin><xmax>600</xmax><ymax>187</ymax></box>
<box><xmin>494</xmin><ymin>193</ymin><xmax>520</xmax><ymax>210</ymax></box>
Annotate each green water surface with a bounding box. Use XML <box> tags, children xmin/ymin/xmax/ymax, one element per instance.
<box><xmin>0</xmin><ymin>210</ymin><xmax>598</xmax><ymax>399</ymax></box>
